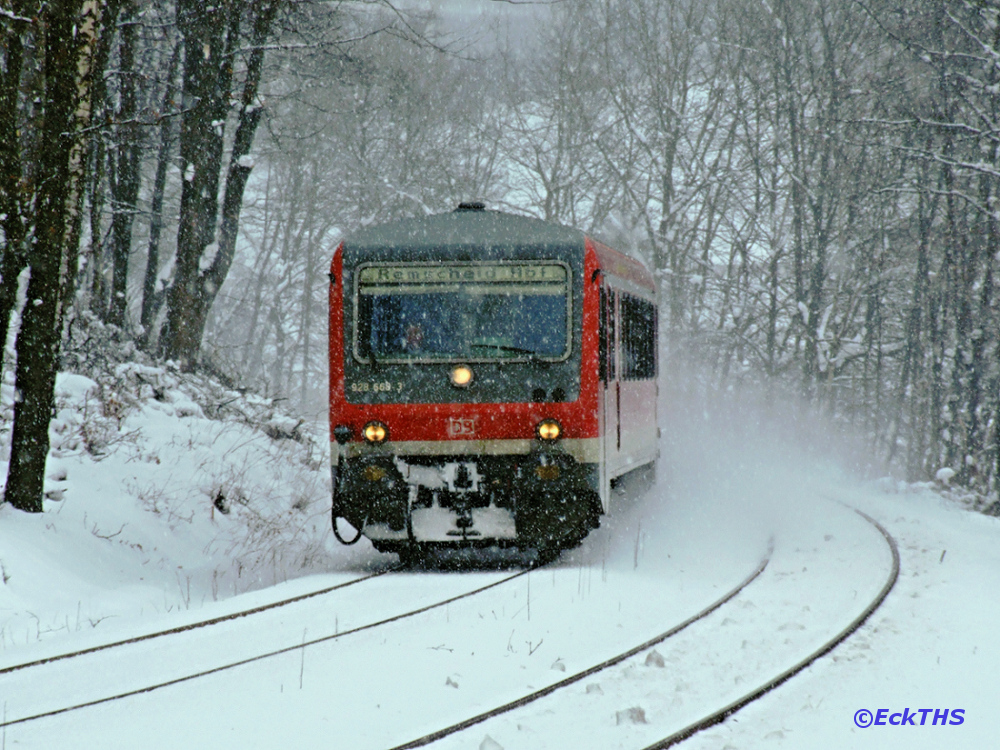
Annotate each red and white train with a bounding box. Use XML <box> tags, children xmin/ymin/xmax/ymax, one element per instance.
<box><xmin>329</xmin><ymin>203</ymin><xmax>658</xmax><ymax>560</ymax></box>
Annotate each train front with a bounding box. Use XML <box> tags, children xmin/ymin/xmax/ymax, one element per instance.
<box><xmin>328</xmin><ymin>207</ymin><xmax>601</xmax><ymax>557</ymax></box>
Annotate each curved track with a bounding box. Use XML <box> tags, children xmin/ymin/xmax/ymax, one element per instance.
<box><xmin>1</xmin><ymin>504</ymin><xmax>897</xmax><ymax>749</ymax></box>
<box><xmin>391</xmin><ymin>543</ymin><xmax>774</xmax><ymax>749</ymax></box>
<box><xmin>422</xmin><ymin>507</ymin><xmax>899</xmax><ymax>750</ymax></box>
<box><xmin>0</xmin><ymin>567</ymin><xmax>396</xmax><ymax>676</ymax></box>
<box><xmin>643</xmin><ymin>509</ymin><xmax>899</xmax><ymax>748</ymax></box>
<box><xmin>0</xmin><ymin>564</ymin><xmax>534</xmax><ymax>729</ymax></box>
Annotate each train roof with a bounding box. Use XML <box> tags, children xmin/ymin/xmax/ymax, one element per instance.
<box><xmin>587</xmin><ymin>237</ymin><xmax>655</xmax><ymax>293</ymax></box>
<box><xmin>341</xmin><ymin>204</ymin><xmax>654</xmax><ymax>293</ymax></box>
<box><xmin>343</xmin><ymin>205</ymin><xmax>585</xmax><ymax>251</ymax></box>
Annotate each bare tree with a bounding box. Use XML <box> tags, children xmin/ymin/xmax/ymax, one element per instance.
<box><xmin>0</xmin><ymin>8</ymin><xmax>26</xmax><ymax>368</ymax></box>
<box><xmin>158</xmin><ymin>0</ymin><xmax>282</xmax><ymax>370</ymax></box>
<box><xmin>205</xmin><ymin>10</ymin><xmax>507</xmax><ymax>412</ymax></box>
<box><xmin>4</xmin><ymin>0</ymin><xmax>107</xmax><ymax>512</ymax></box>
<box><xmin>106</xmin><ymin>0</ymin><xmax>142</xmax><ymax>328</ymax></box>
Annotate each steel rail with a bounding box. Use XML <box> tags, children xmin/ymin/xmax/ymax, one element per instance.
<box><xmin>0</xmin><ymin>566</ymin><xmax>399</xmax><ymax>676</ymax></box>
<box><xmin>0</xmin><ymin>565</ymin><xmax>538</xmax><ymax>728</ymax></box>
<box><xmin>642</xmin><ymin>508</ymin><xmax>900</xmax><ymax>749</ymax></box>
<box><xmin>389</xmin><ymin>539</ymin><xmax>775</xmax><ymax>750</ymax></box>
<box><xmin>2</xmin><ymin>507</ymin><xmax>892</xmax><ymax>742</ymax></box>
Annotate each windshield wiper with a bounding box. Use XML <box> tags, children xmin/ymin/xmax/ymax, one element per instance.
<box><xmin>469</xmin><ymin>343</ymin><xmax>550</xmax><ymax>365</ymax></box>
<box><xmin>470</xmin><ymin>343</ymin><xmax>542</xmax><ymax>357</ymax></box>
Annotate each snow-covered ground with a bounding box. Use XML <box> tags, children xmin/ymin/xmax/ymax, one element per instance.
<box><xmin>1</xmin><ymin>367</ymin><xmax>999</xmax><ymax>749</ymax></box>
<box><xmin>0</xmin><ymin>362</ymin><xmax>380</xmax><ymax>657</ymax></box>
<box><xmin>688</xmin><ymin>484</ymin><xmax>999</xmax><ymax>750</ymax></box>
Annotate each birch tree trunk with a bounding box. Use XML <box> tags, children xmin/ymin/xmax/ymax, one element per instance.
<box><xmin>5</xmin><ymin>0</ymin><xmax>105</xmax><ymax>513</ymax></box>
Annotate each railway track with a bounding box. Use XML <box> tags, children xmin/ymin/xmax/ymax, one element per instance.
<box><xmin>1</xmin><ymin>546</ymin><xmax>534</xmax><ymax>678</ymax></box>
<box><xmin>0</xmin><ymin>561</ymin><xmax>536</xmax><ymax>730</ymax></box>
<box><xmin>643</xmin><ymin>509</ymin><xmax>899</xmax><ymax>749</ymax></box>
<box><xmin>0</xmin><ymin>566</ymin><xmax>397</xmax><ymax>676</ymax></box>
<box><xmin>1</xmin><ymin>502</ymin><xmax>895</xmax><ymax>750</ymax></box>
<box><xmin>419</xmin><ymin>507</ymin><xmax>899</xmax><ymax>750</ymax></box>
<box><xmin>391</xmin><ymin>542</ymin><xmax>775</xmax><ymax>749</ymax></box>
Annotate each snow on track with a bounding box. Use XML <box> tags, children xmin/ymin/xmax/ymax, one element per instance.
<box><xmin>427</xmin><ymin>500</ymin><xmax>897</xmax><ymax>749</ymax></box>
<box><xmin>1</xmin><ymin>470</ymin><xmax>936</xmax><ymax>750</ymax></box>
<box><xmin>681</xmin><ymin>484</ymin><xmax>1000</xmax><ymax>750</ymax></box>
<box><xmin>0</xmin><ymin>568</ymin><xmax>523</xmax><ymax>730</ymax></box>
<box><xmin>392</xmin><ymin>547</ymin><xmax>772</xmax><ymax>749</ymax></box>
<box><xmin>0</xmin><ymin>567</ymin><xmax>396</xmax><ymax>676</ymax></box>
<box><xmin>1</xmin><ymin>475</ymin><xmax>771</xmax><ymax>749</ymax></box>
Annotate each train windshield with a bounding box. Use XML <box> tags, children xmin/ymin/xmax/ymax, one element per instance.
<box><xmin>354</xmin><ymin>262</ymin><xmax>571</xmax><ymax>363</ymax></box>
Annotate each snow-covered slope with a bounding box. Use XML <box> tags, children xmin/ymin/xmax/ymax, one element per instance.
<box><xmin>0</xmin><ymin>359</ymin><xmax>379</xmax><ymax>654</ymax></box>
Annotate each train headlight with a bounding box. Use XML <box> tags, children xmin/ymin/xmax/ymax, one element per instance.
<box><xmin>450</xmin><ymin>364</ymin><xmax>474</xmax><ymax>388</ymax></box>
<box><xmin>536</xmin><ymin>419</ymin><xmax>562</xmax><ymax>442</ymax></box>
<box><xmin>363</xmin><ymin>421</ymin><xmax>388</xmax><ymax>444</ymax></box>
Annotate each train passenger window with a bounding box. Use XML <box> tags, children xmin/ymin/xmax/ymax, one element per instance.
<box><xmin>354</xmin><ymin>262</ymin><xmax>572</xmax><ymax>364</ymax></box>
<box><xmin>621</xmin><ymin>294</ymin><xmax>657</xmax><ymax>380</ymax></box>
<box><xmin>599</xmin><ymin>286</ymin><xmax>608</xmax><ymax>383</ymax></box>
<box><xmin>608</xmin><ymin>290</ymin><xmax>617</xmax><ymax>381</ymax></box>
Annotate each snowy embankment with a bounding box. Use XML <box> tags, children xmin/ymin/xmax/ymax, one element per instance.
<box><xmin>0</xmin><ymin>359</ymin><xmax>378</xmax><ymax>654</ymax></box>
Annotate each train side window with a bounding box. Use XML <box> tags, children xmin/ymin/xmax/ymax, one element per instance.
<box><xmin>608</xmin><ymin>290</ymin><xmax>617</xmax><ymax>382</ymax></box>
<box><xmin>622</xmin><ymin>294</ymin><xmax>656</xmax><ymax>380</ymax></box>
<box><xmin>622</xmin><ymin>294</ymin><xmax>636</xmax><ymax>379</ymax></box>
<box><xmin>599</xmin><ymin>285</ymin><xmax>608</xmax><ymax>384</ymax></box>
<box><xmin>647</xmin><ymin>303</ymin><xmax>660</xmax><ymax>378</ymax></box>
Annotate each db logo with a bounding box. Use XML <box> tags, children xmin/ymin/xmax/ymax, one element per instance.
<box><xmin>447</xmin><ymin>417</ymin><xmax>476</xmax><ymax>437</ymax></box>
